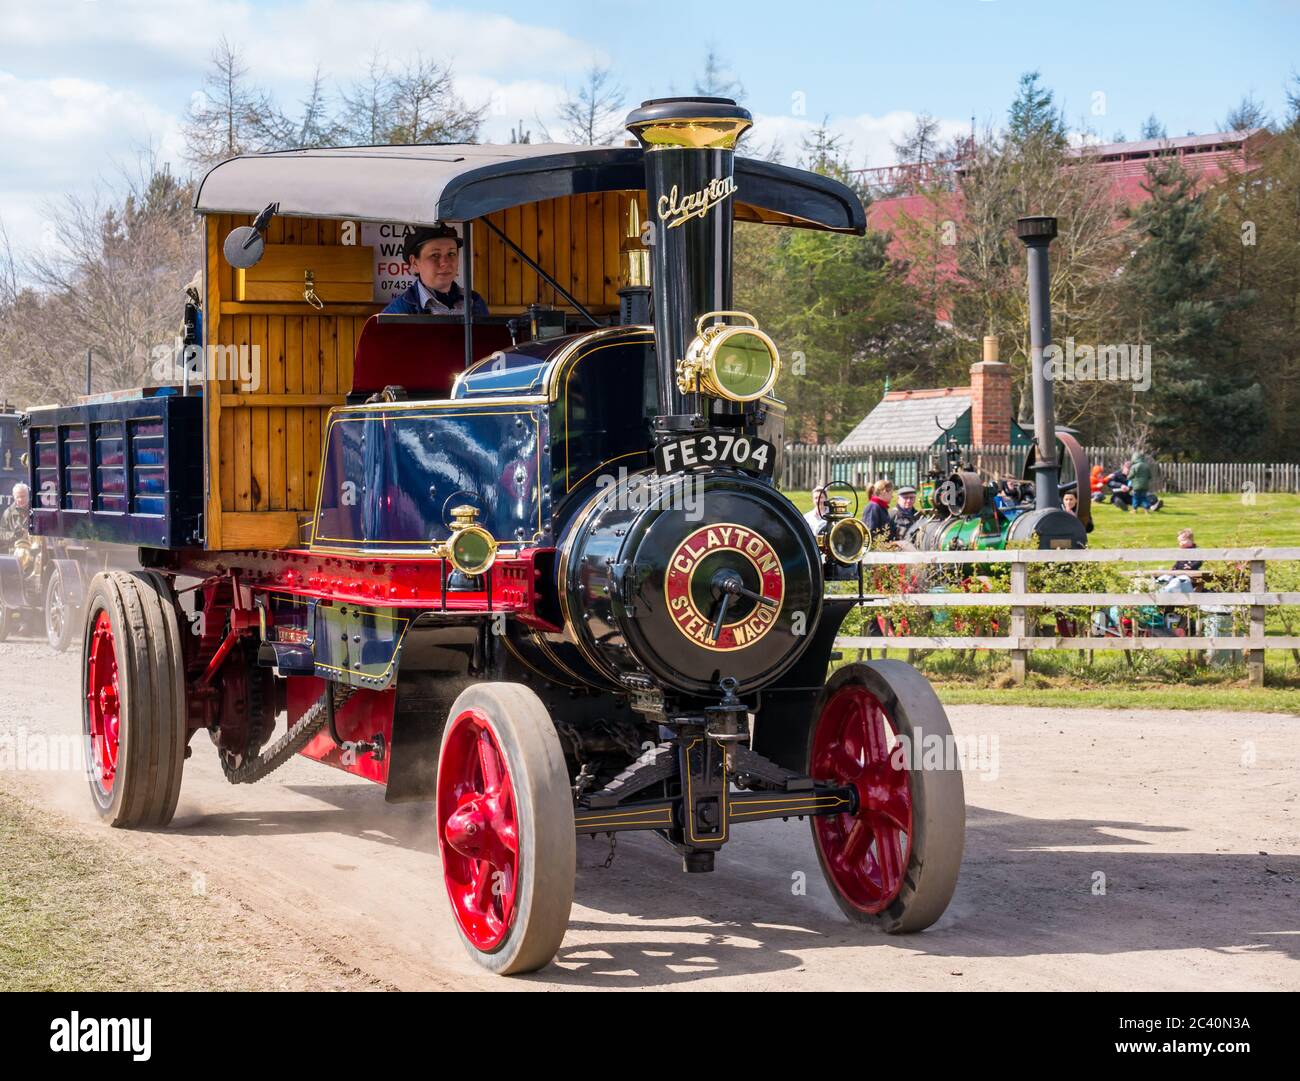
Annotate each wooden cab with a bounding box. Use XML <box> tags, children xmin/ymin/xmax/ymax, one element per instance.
<box><xmin>193</xmin><ymin>144</ymin><xmax>864</xmax><ymax>551</ymax></box>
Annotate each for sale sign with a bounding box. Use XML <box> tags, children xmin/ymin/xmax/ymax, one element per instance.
<box><xmin>359</xmin><ymin>222</ymin><xmax>465</xmax><ymax>305</ymax></box>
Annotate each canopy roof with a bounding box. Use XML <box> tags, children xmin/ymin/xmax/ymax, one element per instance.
<box><xmin>193</xmin><ymin>143</ymin><xmax>865</xmax><ymax>234</ymax></box>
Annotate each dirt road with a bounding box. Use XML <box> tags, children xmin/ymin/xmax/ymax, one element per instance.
<box><xmin>1</xmin><ymin>636</ymin><xmax>1296</xmax><ymax>991</ymax></box>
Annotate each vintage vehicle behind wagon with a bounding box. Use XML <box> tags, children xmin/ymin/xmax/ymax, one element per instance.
<box><xmin>30</xmin><ymin>98</ymin><xmax>968</xmax><ymax>974</ymax></box>
<box><xmin>0</xmin><ymin>401</ymin><xmax>135</xmax><ymax>650</ymax></box>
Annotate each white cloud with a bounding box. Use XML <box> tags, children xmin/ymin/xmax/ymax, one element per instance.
<box><xmin>751</xmin><ymin>109</ymin><xmax>970</xmax><ymax>170</ymax></box>
<box><xmin>0</xmin><ymin>1</ymin><xmax>971</xmax><ymax>263</ymax></box>
<box><xmin>0</xmin><ymin>1</ymin><xmax>601</xmax><ymax>258</ymax></box>
<box><xmin>0</xmin><ymin>70</ymin><xmax>184</xmax><ymax>191</ymax></box>
<box><xmin>0</xmin><ymin>1</ymin><xmax>601</xmax><ymax>84</ymax></box>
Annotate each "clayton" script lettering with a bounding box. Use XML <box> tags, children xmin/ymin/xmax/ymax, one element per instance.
<box><xmin>657</xmin><ymin>176</ymin><xmax>737</xmax><ymax>229</ymax></box>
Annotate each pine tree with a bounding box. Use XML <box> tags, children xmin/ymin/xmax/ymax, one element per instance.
<box><xmin>1125</xmin><ymin>159</ymin><xmax>1262</xmax><ymax>459</ymax></box>
<box><xmin>1006</xmin><ymin>71</ymin><xmax>1067</xmax><ymax>150</ymax></box>
<box><xmin>1139</xmin><ymin>114</ymin><xmax>1166</xmax><ymax>140</ymax></box>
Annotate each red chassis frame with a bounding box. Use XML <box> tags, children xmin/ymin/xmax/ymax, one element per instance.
<box><xmin>154</xmin><ymin>546</ymin><xmax>558</xmax><ymax>788</ymax></box>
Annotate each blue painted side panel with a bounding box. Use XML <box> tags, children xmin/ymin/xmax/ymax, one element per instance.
<box><xmin>25</xmin><ymin>393</ymin><xmax>204</xmax><ymax>549</ymax></box>
<box><xmin>313</xmin><ymin>404</ymin><xmax>550</xmax><ymax>550</ymax></box>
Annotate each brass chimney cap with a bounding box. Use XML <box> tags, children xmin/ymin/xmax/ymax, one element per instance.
<box><xmin>625</xmin><ymin>97</ymin><xmax>753</xmax><ymax>150</ymax></box>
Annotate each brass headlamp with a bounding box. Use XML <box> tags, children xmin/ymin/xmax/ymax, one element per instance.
<box><xmin>434</xmin><ymin>505</ymin><xmax>498</xmax><ymax>577</ymax></box>
<box><xmin>676</xmin><ymin>310</ymin><xmax>780</xmax><ymax>403</ymax></box>
<box><xmin>821</xmin><ymin>496</ymin><xmax>870</xmax><ymax>564</ymax></box>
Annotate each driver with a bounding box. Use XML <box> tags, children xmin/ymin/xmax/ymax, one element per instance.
<box><xmin>383</xmin><ymin>223</ymin><xmax>490</xmax><ymax>317</ymax></box>
<box><xmin>0</xmin><ymin>482</ymin><xmax>30</xmax><ymax>548</ymax></box>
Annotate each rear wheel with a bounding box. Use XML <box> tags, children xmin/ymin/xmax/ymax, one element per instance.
<box><xmin>807</xmin><ymin>660</ymin><xmax>965</xmax><ymax>932</ymax></box>
<box><xmin>81</xmin><ymin>571</ymin><xmax>186</xmax><ymax>827</ymax></box>
<box><xmin>436</xmin><ymin>682</ymin><xmax>575</xmax><ymax>974</ymax></box>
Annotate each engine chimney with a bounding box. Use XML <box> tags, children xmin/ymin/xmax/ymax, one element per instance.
<box><xmin>1016</xmin><ymin>215</ymin><xmax>1061</xmax><ymax>511</ymax></box>
<box><xmin>626</xmin><ymin>97</ymin><xmax>753</xmax><ymax>432</ymax></box>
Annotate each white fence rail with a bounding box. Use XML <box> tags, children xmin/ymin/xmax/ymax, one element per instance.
<box><xmin>781</xmin><ymin>443</ymin><xmax>1300</xmax><ymax>495</ymax></box>
<box><xmin>832</xmin><ymin>547</ymin><xmax>1300</xmax><ymax>687</ymax></box>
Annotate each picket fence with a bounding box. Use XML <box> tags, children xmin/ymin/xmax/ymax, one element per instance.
<box><xmin>780</xmin><ymin>443</ymin><xmax>1300</xmax><ymax>495</ymax></box>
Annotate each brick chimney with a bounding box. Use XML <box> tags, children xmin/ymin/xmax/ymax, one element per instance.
<box><xmin>969</xmin><ymin>335</ymin><xmax>1012</xmax><ymax>447</ymax></box>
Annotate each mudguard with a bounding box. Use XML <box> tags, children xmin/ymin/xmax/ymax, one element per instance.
<box><xmin>0</xmin><ymin>555</ymin><xmax>26</xmax><ymax>609</ymax></box>
<box><xmin>50</xmin><ymin>557</ymin><xmax>87</xmax><ymax>613</ymax></box>
<box><xmin>751</xmin><ymin>597</ymin><xmax>857</xmax><ymax>774</ymax></box>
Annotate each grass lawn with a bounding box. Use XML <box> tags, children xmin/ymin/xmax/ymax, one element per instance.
<box><xmin>1083</xmin><ymin>492</ymin><xmax>1300</xmax><ymax>549</ymax></box>
<box><xmin>783</xmin><ymin>489</ymin><xmax>1300</xmax><ymax>548</ymax></box>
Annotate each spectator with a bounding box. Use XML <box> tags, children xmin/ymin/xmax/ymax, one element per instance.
<box><xmin>1129</xmin><ymin>453</ymin><xmax>1160</xmax><ymax>512</ymax></box>
<box><xmin>1105</xmin><ymin>463</ymin><xmax>1133</xmax><ymax>511</ymax></box>
<box><xmin>1172</xmin><ymin>528</ymin><xmax>1202</xmax><ymax>571</ymax></box>
<box><xmin>1157</xmin><ymin>528</ymin><xmax>1201</xmax><ymax>594</ymax></box>
<box><xmin>1089</xmin><ymin>464</ymin><xmax>1106</xmax><ymax>503</ymax></box>
<box><xmin>803</xmin><ymin>485</ymin><xmax>829</xmax><ymax>533</ymax></box>
<box><xmin>862</xmin><ymin>479</ymin><xmax>896</xmax><ymax>542</ymax></box>
<box><xmin>892</xmin><ymin>484</ymin><xmax>919</xmax><ymax>536</ymax></box>
<box><xmin>0</xmin><ymin>482</ymin><xmax>30</xmax><ymax>548</ymax></box>
<box><xmin>1062</xmin><ymin>489</ymin><xmax>1095</xmax><ymax>533</ymax></box>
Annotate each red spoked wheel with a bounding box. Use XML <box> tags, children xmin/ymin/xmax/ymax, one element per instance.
<box><xmin>808</xmin><ymin>660</ymin><xmax>965</xmax><ymax>932</ymax></box>
<box><xmin>436</xmin><ymin>683</ymin><xmax>574</xmax><ymax>974</ymax></box>
<box><xmin>440</xmin><ymin>708</ymin><xmax>521</xmax><ymax>951</ymax></box>
<box><xmin>80</xmin><ymin>572</ymin><xmax>186</xmax><ymax>827</ymax></box>
<box><xmin>85</xmin><ymin>609</ymin><xmax>121</xmax><ymax>796</ymax></box>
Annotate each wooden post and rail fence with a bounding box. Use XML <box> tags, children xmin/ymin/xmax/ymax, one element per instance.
<box><xmin>831</xmin><ymin>547</ymin><xmax>1300</xmax><ymax>687</ymax></box>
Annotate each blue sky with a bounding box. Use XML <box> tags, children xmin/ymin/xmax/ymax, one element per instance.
<box><xmin>2</xmin><ymin>0</ymin><xmax>1298</xmax><ymax>258</ymax></box>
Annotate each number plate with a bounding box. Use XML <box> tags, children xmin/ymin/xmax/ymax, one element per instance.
<box><xmin>654</xmin><ymin>433</ymin><xmax>775</xmax><ymax>477</ymax></box>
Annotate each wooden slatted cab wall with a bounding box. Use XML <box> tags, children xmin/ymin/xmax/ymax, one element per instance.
<box><xmin>203</xmin><ymin>191</ymin><xmax>642</xmax><ymax>552</ymax></box>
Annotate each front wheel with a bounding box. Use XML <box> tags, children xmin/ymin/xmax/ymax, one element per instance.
<box><xmin>807</xmin><ymin>660</ymin><xmax>965</xmax><ymax>932</ymax></box>
<box><xmin>435</xmin><ymin>682</ymin><xmax>575</xmax><ymax>974</ymax></box>
<box><xmin>45</xmin><ymin>567</ymin><xmax>75</xmax><ymax>652</ymax></box>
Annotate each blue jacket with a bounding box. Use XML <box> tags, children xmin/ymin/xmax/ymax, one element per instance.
<box><xmin>381</xmin><ymin>281</ymin><xmax>489</xmax><ymax>317</ymax></box>
<box><xmin>862</xmin><ymin>497</ymin><xmax>896</xmax><ymax>541</ymax></box>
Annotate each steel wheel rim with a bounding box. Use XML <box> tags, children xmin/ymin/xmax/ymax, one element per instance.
<box><xmin>811</xmin><ymin>684</ymin><xmax>913</xmax><ymax>913</ymax></box>
<box><xmin>47</xmin><ymin>574</ymin><xmax>64</xmax><ymax>643</ymax></box>
<box><xmin>437</xmin><ymin>708</ymin><xmax>520</xmax><ymax>951</ymax></box>
<box><xmin>85</xmin><ymin>609</ymin><xmax>120</xmax><ymax>794</ymax></box>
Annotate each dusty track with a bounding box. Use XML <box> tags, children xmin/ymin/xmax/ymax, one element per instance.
<box><xmin>1</xmin><ymin>636</ymin><xmax>1296</xmax><ymax>990</ymax></box>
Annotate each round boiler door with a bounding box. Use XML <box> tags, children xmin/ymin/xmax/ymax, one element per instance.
<box><xmin>618</xmin><ymin>476</ymin><xmax>821</xmax><ymax>696</ymax></box>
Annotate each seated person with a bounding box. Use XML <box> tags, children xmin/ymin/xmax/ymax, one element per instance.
<box><xmin>1089</xmin><ymin>464</ymin><xmax>1106</xmax><ymax>502</ymax></box>
<box><xmin>1157</xmin><ymin>528</ymin><xmax>1202</xmax><ymax>593</ymax></box>
<box><xmin>0</xmin><ymin>482</ymin><xmax>30</xmax><ymax>549</ymax></box>
<box><xmin>1105</xmin><ymin>463</ymin><xmax>1133</xmax><ymax>510</ymax></box>
<box><xmin>382</xmin><ymin>224</ymin><xmax>489</xmax><ymax>317</ymax></box>
<box><xmin>1062</xmin><ymin>489</ymin><xmax>1094</xmax><ymax>533</ymax></box>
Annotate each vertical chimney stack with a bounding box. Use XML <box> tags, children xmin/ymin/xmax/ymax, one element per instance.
<box><xmin>1016</xmin><ymin>215</ymin><xmax>1061</xmax><ymax>511</ymax></box>
<box><xmin>969</xmin><ymin>334</ymin><xmax>1011</xmax><ymax>447</ymax></box>
<box><xmin>625</xmin><ymin>97</ymin><xmax>752</xmax><ymax>431</ymax></box>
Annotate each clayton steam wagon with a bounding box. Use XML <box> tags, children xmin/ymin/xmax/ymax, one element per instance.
<box><xmin>22</xmin><ymin>98</ymin><xmax>966</xmax><ymax>974</ymax></box>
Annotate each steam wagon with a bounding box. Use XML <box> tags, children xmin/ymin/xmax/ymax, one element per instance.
<box><xmin>902</xmin><ymin>217</ymin><xmax>1091</xmax><ymax>555</ymax></box>
<box><xmin>26</xmin><ymin>98</ymin><xmax>965</xmax><ymax>974</ymax></box>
